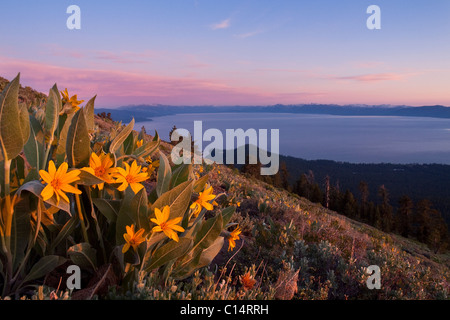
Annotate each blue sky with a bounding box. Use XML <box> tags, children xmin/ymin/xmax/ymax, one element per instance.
<box><xmin>1</xmin><ymin>0</ymin><xmax>450</xmax><ymax>107</ymax></box>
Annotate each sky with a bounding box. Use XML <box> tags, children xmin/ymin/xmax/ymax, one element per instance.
<box><xmin>1</xmin><ymin>0</ymin><xmax>450</xmax><ymax>107</ymax></box>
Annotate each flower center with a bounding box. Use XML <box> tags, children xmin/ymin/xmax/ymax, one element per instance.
<box><xmin>95</xmin><ymin>166</ymin><xmax>106</xmax><ymax>177</ymax></box>
<box><xmin>51</xmin><ymin>178</ymin><xmax>62</xmax><ymax>190</ymax></box>
<box><xmin>125</xmin><ymin>174</ymin><xmax>135</xmax><ymax>183</ymax></box>
<box><xmin>159</xmin><ymin>222</ymin><xmax>168</xmax><ymax>231</ymax></box>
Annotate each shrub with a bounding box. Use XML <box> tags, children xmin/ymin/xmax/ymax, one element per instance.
<box><xmin>0</xmin><ymin>74</ymin><xmax>236</xmax><ymax>299</ymax></box>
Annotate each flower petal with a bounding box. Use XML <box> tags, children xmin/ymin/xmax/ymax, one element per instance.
<box><xmin>61</xmin><ymin>169</ymin><xmax>81</xmax><ymax>184</ymax></box>
<box><xmin>130</xmin><ymin>182</ymin><xmax>144</xmax><ymax>194</ymax></box>
<box><xmin>153</xmin><ymin>208</ymin><xmax>163</xmax><ymax>224</ymax></box>
<box><xmin>56</xmin><ymin>189</ymin><xmax>70</xmax><ymax>204</ymax></box>
<box><xmin>90</xmin><ymin>152</ymin><xmax>101</xmax><ymax>168</ymax></box>
<box><xmin>56</xmin><ymin>162</ymin><xmax>69</xmax><ymax>177</ymax></box>
<box><xmin>39</xmin><ymin>170</ymin><xmax>53</xmax><ymax>184</ymax></box>
<box><xmin>48</xmin><ymin>161</ymin><xmax>57</xmax><ymax>177</ymax></box>
<box><xmin>59</xmin><ymin>183</ymin><xmax>82</xmax><ymax>195</ymax></box>
<box><xmin>152</xmin><ymin>225</ymin><xmax>163</xmax><ymax>233</ymax></box>
<box><xmin>203</xmin><ymin>202</ymin><xmax>214</xmax><ymax>211</ymax></box>
<box><xmin>41</xmin><ymin>184</ymin><xmax>54</xmax><ymax>201</ymax></box>
<box><xmin>169</xmin><ymin>224</ymin><xmax>185</xmax><ymax>233</ymax></box>
<box><xmin>162</xmin><ymin>206</ymin><xmax>170</xmax><ymax>222</ymax></box>
<box><xmin>117</xmin><ymin>181</ymin><xmax>129</xmax><ymax>191</ymax></box>
<box><xmin>122</xmin><ymin>243</ymin><xmax>130</xmax><ymax>253</ymax></box>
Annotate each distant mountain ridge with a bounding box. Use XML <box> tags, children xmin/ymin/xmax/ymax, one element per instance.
<box><xmin>96</xmin><ymin>103</ymin><xmax>450</xmax><ymax>123</ymax></box>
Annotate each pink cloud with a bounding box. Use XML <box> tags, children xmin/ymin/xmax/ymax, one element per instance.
<box><xmin>0</xmin><ymin>56</ymin><xmax>315</xmax><ymax>107</ymax></box>
<box><xmin>331</xmin><ymin>72</ymin><xmax>418</xmax><ymax>83</ymax></box>
<box><xmin>211</xmin><ymin>18</ymin><xmax>231</xmax><ymax>30</ymax></box>
<box><xmin>92</xmin><ymin>50</ymin><xmax>157</xmax><ymax>64</ymax></box>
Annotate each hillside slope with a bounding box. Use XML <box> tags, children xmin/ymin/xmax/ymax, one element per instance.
<box><xmin>196</xmin><ymin>160</ymin><xmax>450</xmax><ymax>299</ymax></box>
<box><xmin>152</xmin><ymin>134</ymin><xmax>450</xmax><ymax>299</ymax></box>
<box><xmin>0</xmin><ymin>76</ymin><xmax>46</xmax><ymax>105</ymax></box>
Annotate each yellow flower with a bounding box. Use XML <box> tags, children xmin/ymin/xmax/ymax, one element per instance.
<box><xmin>122</xmin><ymin>224</ymin><xmax>146</xmax><ymax>253</ymax></box>
<box><xmin>60</xmin><ymin>88</ymin><xmax>84</xmax><ymax>112</ymax></box>
<box><xmin>114</xmin><ymin>160</ymin><xmax>148</xmax><ymax>194</ymax></box>
<box><xmin>145</xmin><ymin>157</ymin><xmax>160</xmax><ymax>168</ymax></box>
<box><xmin>143</xmin><ymin>157</ymin><xmax>158</xmax><ymax>176</ymax></box>
<box><xmin>150</xmin><ymin>206</ymin><xmax>185</xmax><ymax>242</ymax></box>
<box><xmin>190</xmin><ymin>184</ymin><xmax>216</xmax><ymax>216</ymax></box>
<box><xmin>82</xmin><ymin>152</ymin><xmax>117</xmax><ymax>190</ymax></box>
<box><xmin>39</xmin><ymin>161</ymin><xmax>82</xmax><ymax>205</ymax></box>
<box><xmin>227</xmin><ymin>226</ymin><xmax>241</xmax><ymax>252</ymax></box>
<box><xmin>136</xmin><ymin>139</ymin><xmax>144</xmax><ymax>148</ymax></box>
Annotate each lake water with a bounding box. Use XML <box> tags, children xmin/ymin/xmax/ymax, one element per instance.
<box><xmin>135</xmin><ymin>113</ymin><xmax>450</xmax><ymax>165</ymax></box>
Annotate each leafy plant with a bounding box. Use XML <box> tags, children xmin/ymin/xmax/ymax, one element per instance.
<box><xmin>0</xmin><ymin>74</ymin><xmax>236</xmax><ymax>299</ymax></box>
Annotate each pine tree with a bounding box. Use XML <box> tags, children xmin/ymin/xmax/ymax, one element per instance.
<box><xmin>294</xmin><ymin>174</ymin><xmax>310</xmax><ymax>199</ymax></box>
<box><xmin>324</xmin><ymin>175</ymin><xmax>330</xmax><ymax>208</ymax></box>
<box><xmin>378</xmin><ymin>185</ymin><xmax>393</xmax><ymax>232</ymax></box>
<box><xmin>414</xmin><ymin>199</ymin><xmax>450</xmax><ymax>252</ymax></box>
<box><xmin>342</xmin><ymin>190</ymin><xmax>358</xmax><ymax>218</ymax></box>
<box><xmin>396</xmin><ymin>195</ymin><xmax>414</xmax><ymax>238</ymax></box>
<box><xmin>359</xmin><ymin>181</ymin><xmax>369</xmax><ymax>222</ymax></box>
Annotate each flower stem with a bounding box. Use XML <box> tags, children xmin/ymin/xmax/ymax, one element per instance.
<box><xmin>43</xmin><ymin>133</ymin><xmax>55</xmax><ymax>169</ymax></box>
<box><xmin>3</xmin><ymin>159</ymin><xmax>12</xmax><ymax>251</ymax></box>
<box><xmin>2</xmin><ymin>159</ymin><xmax>13</xmax><ymax>297</ymax></box>
<box><xmin>74</xmin><ymin>188</ymin><xmax>89</xmax><ymax>243</ymax></box>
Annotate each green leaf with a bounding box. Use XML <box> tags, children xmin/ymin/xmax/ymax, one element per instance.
<box><xmin>0</xmin><ymin>73</ymin><xmax>26</xmax><ymax>161</ymax></box>
<box><xmin>17</xmin><ymin>180</ymin><xmax>70</xmax><ymax>214</ymax></box>
<box><xmin>24</xmin><ymin>117</ymin><xmax>45</xmax><ymax>171</ymax></box>
<box><xmin>84</xmin><ymin>95</ymin><xmax>96</xmax><ymax>133</ymax></box>
<box><xmin>193</xmin><ymin>174</ymin><xmax>209</xmax><ymax>193</ymax></box>
<box><xmin>68</xmin><ymin>242</ymin><xmax>97</xmax><ymax>271</ymax></box>
<box><xmin>116</xmin><ymin>188</ymin><xmax>148</xmax><ymax>244</ymax></box>
<box><xmin>44</xmin><ymin>84</ymin><xmax>61</xmax><ymax>142</ymax></box>
<box><xmin>92</xmin><ymin>198</ymin><xmax>118</xmax><ymax>223</ymax></box>
<box><xmin>174</xmin><ymin>213</ymin><xmax>223</xmax><ymax>277</ymax></box>
<box><xmin>18</xmin><ymin>103</ymin><xmax>30</xmax><ymax>148</ymax></box>
<box><xmin>22</xmin><ymin>255</ymin><xmax>66</xmax><ymax>284</ymax></box>
<box><xmin>150</xmin><ymin>180</ymin><xmax>193</xmax><ymax>221</ymax></box>
<box><xmin>123</xmin><ymin>129</ymin><xmax>135</xmax><ymax>155</ymax></box>
<box><xmin>197</xmin><ymin>236</ymin><xmax>224</xmax><ymax>268</ymax></box>
<box><xmin>11</xmin><ymin>193</ymin><xmax>32</xmax><ymax>271</ymax></box>
<box><xmin>144</xmin><ymin>237</ymin><xmax>193</xmax><ymax>272</ymax></box>
<box><xmin>109</xmin><ymin>118</ymin><xmax>134</xmax><ymax>154</ymax></box>
<box><xmin>222</xmin><ymin>206</ymin><xmax>236</xmax><ymax>226</ymax></box>
<box><xmin>78</xmin><ymin>169</ymin><xmax>104</xmax><ymax>186</ymax></box>
<box><xmin>49</xmin><ymin>215</ymin><xmax>79</xmax><ymax>252</ymax></box>
<box><xmin>169</xmin><ymin>164</ymin><xmax>192</xmax><ymax>189</ymax></box>
<box><xmin>132</xmin><ymin>139</ymin><xmax>160</xmax><ymax>159</ymax></box>
<box><xmin>173</xmin><ymin>237</ymin><xmax>224</xmax><ymax>280</ymax></box>
<box><xmin>55</xmin><ymin>113</ymin><xmax>74</xmax><ymax>166</ymax></box>
<box><xmin>156</xmin><ymin>152</ymin><xmax>172</xmax><ymax>197</ymax></box>
<box><xmin>66</xmin><ymin>108</ymin><xmax>90</xmax><ymax>168</ymax></box>
<box><xmin>174</xmin><ymin>213</ymin><xmax>223</xmax><ymax>275</ymax></box>
<box><xmin>152</xmin><ymin>130</ymin><xmax>159</xmax><ymax>142</ymax></box>
<box><xmin>194</xmin><ymin>212</ymin><xmax>223</xmax><ymax>250</ymax></box>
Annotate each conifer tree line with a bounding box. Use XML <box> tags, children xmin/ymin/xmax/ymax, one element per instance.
<box><xmin>239</xmin><ymin>161</ymin><xmax>450</xmax><ymax>253</ymax></box>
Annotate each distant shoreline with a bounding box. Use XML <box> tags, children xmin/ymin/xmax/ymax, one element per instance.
<box><xmin>97</xmin><ymin>104</ymin><xmax>450</xmax><ymax>123</ymax></box>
